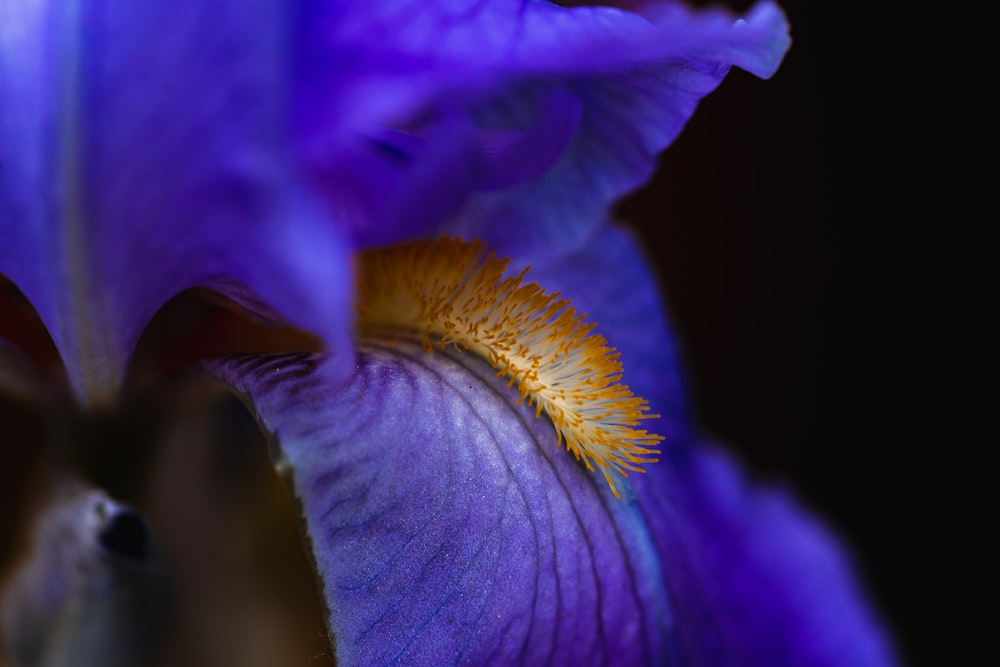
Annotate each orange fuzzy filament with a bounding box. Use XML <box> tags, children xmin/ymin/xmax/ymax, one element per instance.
<box><xmin>355</xmin><ymin>237</ymin><xmax>662</xmax><ymax>499</ymax></box>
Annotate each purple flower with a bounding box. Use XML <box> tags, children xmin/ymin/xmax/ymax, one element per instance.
<box><xmin>0</xmin><ymin>1</ymin><xmax>896</xmax><ymax>665</ymax></box>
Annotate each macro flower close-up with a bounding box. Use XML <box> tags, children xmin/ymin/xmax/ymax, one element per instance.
<box><xmin>1</xmin><ymin>1</ymin><xmax>900</xmax><ymax>666</ymax></box>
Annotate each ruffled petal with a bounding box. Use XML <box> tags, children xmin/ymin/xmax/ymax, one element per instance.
<box><xmin>0</xmin><ymin>0</ymin><xmax>790</xmax><ymax>403</ymax></box>
<box><xmin>209</xmin><ymin>348</ymin><xmax>672</xmax><ymax>666</ymax></box>
<box><xmin>0</xmin><ymin>0</ymin><xmax>354</xmax><ymax>404</ymax></box>
<box><xmin>296</xmin><ymin>0</ymin><xmax>791</xmax><ymax>257</ymax></box>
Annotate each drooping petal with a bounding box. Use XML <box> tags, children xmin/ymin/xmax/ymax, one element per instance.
<box><xmin>206</xmin><ymin>213</ymin><xmax>895</xmax><ymax>664</ymax></box>
<box><xmin>295</xmin><ymin>0</ymin><xmax>791</xmax><ymax>258</ymax></box>
<box><xmin>208</xmin><ymin>344</ymin><xmax>895</xmax><ymax>666</ymax></box>
<box><xmin>210</xmin><ymin>347</ymin><xmax>673</xmax><ymax>666</ymax></box>
<box><xmin>0</xmin><ymin>0</ymin><xmax>354</xmax><ymax>404</ymax></box>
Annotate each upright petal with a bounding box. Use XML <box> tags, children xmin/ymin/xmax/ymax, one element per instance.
<box><xmin>296</xmin><ymin>0</ymin><xmax>791</xmax><ymax>258</ymax></box>
<box><xmin>0</xmin><ymin>0</ymin><xmax>354</xmax><ymax>405</ymax></box>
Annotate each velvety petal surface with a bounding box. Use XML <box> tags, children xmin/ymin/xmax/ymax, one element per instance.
<box><xmin>0</xmin><ymin>0</ymin><xmax>354</xmax><ymax>404</ymax></box>
<box><xmin>296</xmin><ymin>0</ymin><xmax>791</xmax><ymax>258</ymax></box>
<box><xmin>203</xmin><ymin>223</ymin><xmax>697</xmax><ymax>664</ymax></box>
<box><xmin>210</xmin><ymin>347</ymin><xmax>673</xmax><ymax>666</ymax></box>
<box><xmin>208</xmin><ymin>345</ymin><xmax>896</xmax><ymax>666</ymax></box>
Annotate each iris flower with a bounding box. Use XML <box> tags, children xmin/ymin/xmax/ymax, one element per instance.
<box><xmin>0</xmin><ymin>1</ymin><xmax>897</xmax><ymax>665</ymax></box>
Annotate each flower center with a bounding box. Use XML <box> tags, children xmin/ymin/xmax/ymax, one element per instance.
<box><xmin>355</xmin><ymin>237</ymin><xmax>662</xmax><ymax>498</ymax></box>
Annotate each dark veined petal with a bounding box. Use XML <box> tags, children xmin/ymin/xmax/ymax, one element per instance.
<box><xmin>209</xmin><ymin>348</ymin><xmax>673</xmax><ymax>666</ymax></box>
<box><xmin>296</xmin><ymin>0</ymin><xmax>790</xmax><ymax>256</ymax></box>
<box><xmin>206</xmin><ymin>222</ymin><xmax>896</xmax><ymax>665</ymax></box>
<box><xmin>0</xmin><ymin>0</ymin><xmax>354</xmax><ymax>405</ymax></box>
<box><xmin>207</xmin><ymin>346</ymin><xmax>897</xmax><ymax>667</ymax></box>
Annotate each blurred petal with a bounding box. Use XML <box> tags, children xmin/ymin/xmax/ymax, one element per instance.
<box><xmin>0</xmin><ymin>0</ymin><xmax>790</xmax><ymax>403</ymax></box>
<box><xmin>297</xmin><ymin>0</ymin><xmax>790</xmax><ymax>256</ymax></box>
<box><xmin>209</xmin><ymin>348</ymin><xmax>672</xmax><ymax>666</ymax></box>
<box><xmin>0</xmin><ymin>0</ymin><xmax>353</xmax><ymax>404</ymax></box>
<box><xmin>631</xmin><ymin>441</ymin><xmax>898</xmax><ymax>666</ymax></box>
<box><xmin>0</xmin><ymin>479</ymin><xmax>170</xmax><ymax>667</ymax></box>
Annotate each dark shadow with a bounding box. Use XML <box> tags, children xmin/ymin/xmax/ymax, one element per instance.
<box><xmin>0</xmin><ymin>275</ymin><xmax>64</xmax><ymax>387</ymax></box>
<box><xmin>125</xmin><ymin>287</ymin><xmax>323</xmax><ymax>400</ymax></box>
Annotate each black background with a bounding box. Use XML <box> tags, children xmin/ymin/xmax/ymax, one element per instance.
<box><xmin>619</xmin><ymin>1</ymin><xmax>930</xmax><ymax>663</ymax></box>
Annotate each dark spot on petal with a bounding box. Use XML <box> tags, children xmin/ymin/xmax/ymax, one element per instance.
<box><xmin>98</xmin><ymin>509</ymin><xmax>149</xmax><ymax>561</ymax></box>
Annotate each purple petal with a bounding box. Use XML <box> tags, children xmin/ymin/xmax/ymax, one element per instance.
<box><xmin>528</xmin><ymin>227</ymin><xmax>893</xmax><ymax>665</ymax></box>
<box><xmin>208</xmin><ymin>346</ymin><xmax>895</xmax><ymax>666</ymax></box>
<box><xmin>0</xmin><ymin>0</ymin><xmax>354</xmax><ymax>404</ymax></box>
<box><xmin>522</xmin><ymin>223</ymin><xmax>897</xmax><ymax>663</ymax></box>
<box><xmin>632</xmin><ymin>441</ymin><xmax>898</xmax><ymax>665</ymax></box>
<box><xmin>210</xmin><ymin>348</ymin><xmax>673</xmax><ymax>666</ymax></box>
<box><xmin>297</xmin><ymin>0</ymin><xmax>791</xmax><ymax>255</ymax></box>
<box><xmin>303</xmin><ymin>117</ymin><xmax>485</xmax><ymax>248</ymax></box>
